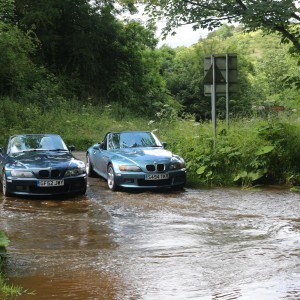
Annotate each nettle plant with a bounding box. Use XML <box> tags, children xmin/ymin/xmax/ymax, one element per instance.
<box><xmin>182</xmin><ymin>123</ymin><xmax>279</xmax><ymax>187</ymax></box>
<box><xmin>233</xmin><ymin>145</ymin><xmax>275</xmax><ymax>187</ymax></box>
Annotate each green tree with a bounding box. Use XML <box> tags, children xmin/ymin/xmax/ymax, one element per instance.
<box><xmin>0</xmin><ymin>0</ymin><xmax>14</xmax><ymax>23</ymax></box>
<box><xmin>144</xmin><ymin>0</ymin><xmax>300</xmax><ymax>55</ymax></box>
<box><xmin>0</xmin><ymin>0</ymin><xmax>37</xmax><ymax>98</ymax></box>
<box><xmin>13</xmin><ymin>0</ymin><xmax>172</xmax><ymax>116</ymax></box>
<box><xmin>158</xmin><ymin>27</ymin><xmax>257</xmax><ymax>119</ymax></box>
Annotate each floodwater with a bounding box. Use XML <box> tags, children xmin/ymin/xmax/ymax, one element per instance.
<box><xmin>0</xmin><ymin>154</ymin><xmax>300</xmax><ymax>300</ymax></box>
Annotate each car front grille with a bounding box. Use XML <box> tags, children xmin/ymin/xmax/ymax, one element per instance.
<box><xmin>29</xmin><ymin>181</ymin><xmax>85</xmax><ymax>194</ymax></box>
<box><xmin>38</xmin><ymin>169</ymin><xmax>61</xmax><ymax>178</ymax></box>
<box><xmin>137</xmin><ymin>178</ymin><xmax>171</xmax><ymax>187</ymax></box>
<box><xmin>146</xmin><ymin>164</ymin><xmax>165</xmax><ymax>172</ymax></box>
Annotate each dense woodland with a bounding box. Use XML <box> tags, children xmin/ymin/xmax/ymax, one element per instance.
<box><xmin>1</xmin><ymin>0</ymin><xmax>299</xmax><ymax>118</ymax></box>
<box><xmin>0</xmin><ymin>0</ymin><xmax>300</xmax><ymax>189</ymax></box>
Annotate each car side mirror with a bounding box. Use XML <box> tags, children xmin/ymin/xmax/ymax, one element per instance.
<box><xmin>162</xmin><ymin>142</ymin><xmax>167</xmax><ymax>148</ymax></box>
<box><xmin>0</xmin><ymin>147</ymin><xmax>2</xmax><ymax>154</ymax></box>
<box><xmin>68</xmin><ymin>145</ymin><xmax>75</xmax><ymax>152</ymax></box>
<box><xmin>99</xmin><ymin>142</ymin><xmax>105</xmax><ymax>149</ymax></box>
<box><xmin>93</xmin><ymin>144</ymin><xmax>100</xmax><ymax>150</ymax></box>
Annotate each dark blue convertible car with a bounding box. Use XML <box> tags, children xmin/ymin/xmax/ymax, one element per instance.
<box><xmin>0</xmin><ymin>134</ymin><xmax>87</xmax><ymax>196</ymax></box>
<box><xmin>86</xmin><ymin>131</ymin><xmax>186</xmax><ymax>191</ymax></box>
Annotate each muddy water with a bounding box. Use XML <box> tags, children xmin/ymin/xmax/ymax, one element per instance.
<box><xmin>0</xmin><ymin>154</ymin><xmax>300</xmax><ymax>299</ymax></box>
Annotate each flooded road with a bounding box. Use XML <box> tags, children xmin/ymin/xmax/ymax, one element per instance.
<box><xmin>0</xmin><ymin>153</ymin><xmax>300</xmax><ymax>299</ymax></box>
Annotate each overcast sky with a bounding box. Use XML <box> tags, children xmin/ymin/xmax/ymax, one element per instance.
<box><xmin>156</xmin><ymin>24</ymin><xmax>208</xmax><ymax>48</ymax></box>
<box><xmin>123</xmin><ymin>5</ymin><xmax>208</xmax><ymax>48</ymax></box>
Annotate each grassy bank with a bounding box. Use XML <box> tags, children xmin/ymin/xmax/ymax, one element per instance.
<box><xmin>1</xmin><ymin>98</ymin><xmax>300</xmax><ymax>188</ymax></box>
<box><xmin>0</xmin><ymin>231</ymin><xmax>23</xmax><ymax>298</ymax></box>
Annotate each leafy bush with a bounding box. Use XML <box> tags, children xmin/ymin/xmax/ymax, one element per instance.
<box><xmin>1</xmin><ymin>98</ymin><xmax>300</xmax><ymax>188</ymax></box>
<box><xmin>0</xmin><ymin>231</ymin><xmax>9</xmax><ymax>266</ymax></box>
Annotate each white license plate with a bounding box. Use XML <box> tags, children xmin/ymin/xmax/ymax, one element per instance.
<box><xmin>145</xmin><ymin>173</ymin><xmax>169</xmax><ymax>180</ymax></box>
<box><xmin>38</xmin><ymin>180</ymin><xmax>64</xmax><ymax>187</ymax></box>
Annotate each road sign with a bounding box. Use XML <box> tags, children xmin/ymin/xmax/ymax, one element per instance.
<box><xmin>203</xmin><ymin>64</ymin><xmax>226</xmax><ymax>84</ymax></box>
<box><xmin>204</xmin><ymin>54</ymin><xmax>238</xmax><ymax>96</ymax></box>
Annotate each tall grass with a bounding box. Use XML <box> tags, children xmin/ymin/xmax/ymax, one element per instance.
<box><xmin>0</xmin><ymin>231</ymin><xmax>24</xmax><ymax>298</ymax></box>
<box><xmin>1</xmin><ymin>98</ymin><xmax>300</xmax><ymax>188</ymax></box>
<box><xmin>0</xmin><ymin>275</ymin><xmax>23</xmax><ymax>298</ymax></box>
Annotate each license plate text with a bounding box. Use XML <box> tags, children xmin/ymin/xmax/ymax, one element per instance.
<box><xmin>145</xmin><ymin>173</ymin><xmax>169</xmax><ymax>180</ymax></box>
<box><xmin>38</xmin><ymin>180</ymin><xmax>64</xmax><ymax>187</ymax></box>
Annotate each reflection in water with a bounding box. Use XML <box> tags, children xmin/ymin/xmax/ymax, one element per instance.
<box><xmin>0</xmin><ymin>182</ymin><xmax>300</xmax><ymax>299</ymax></box>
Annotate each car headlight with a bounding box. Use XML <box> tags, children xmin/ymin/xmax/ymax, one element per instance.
<box><xmin>169</xmin><ymin>161</ymin><xmax>186</xmax><ymax>170</ymax></box>
<box><xmin>10</xmin><ymin>170</ymin><xmax>34</xmax><ymax>178</ymax></box>
<box><xmin>65</xmin><ymin>167</ymin><xmax>86</xmax><ymax>177</ymax></box>
<box><xmin>119</xmin><ymin>165</ymin><xmax>142</xmax><ymax>172</ymax></box>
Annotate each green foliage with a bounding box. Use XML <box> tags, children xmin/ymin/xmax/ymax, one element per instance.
<box><xmin>1</xmin><ymin>0</ymin><xmax>298</xmax><ymax>120</ymax></box>
<box><xmin>158</xmin><ymin>27</ymin><xmax>258</xmax><ymax>119</ymax></box>
<box><xmin>0</xmin><ymin>0</ymin><xmax>299</xmax><ymax>191</ymax></box>
<box><xmin>11</xmin><ymin>0</ymin><xmax>171</xmax><ymax>116</ymax></box>
<box><xmin>0</xmin><ymin>23</ymin><xmax>37</xmax><ymax>98</ymax></box>
<box><xmin>0</xmin><ymin>231</ymin><xmax>9</xmax><ymax>264</ymax></box>
<box><xmin>1</xmin><ymin>98</ymin><xmax>300</xmax><ymax>188</ymax></box>
<box><xmin>145</xmin><ymin>0</ymin><xmax>300</xmax><ymax>55</ymax></box>
<box><xmin>151</xmin><ymin>115</ymin><xmax>300</xmax><ymax>188</ymax></box>
<box><xmin>0</xmin><ymin>275</ymin><xmax>23</xmax><ymax>298</ymax></box>
<box><xmin>0</xmin><ymin>0</ymin><xmax>14</xmax><ymax>24</ymax></box>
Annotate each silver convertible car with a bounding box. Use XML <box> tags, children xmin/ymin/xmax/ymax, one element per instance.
<box><xmin>0</xmin><ymin>134</ymin><xmax>87</xmax><ymax>196</ymax></box>
<box><xmin>86</xmin><ymin>131</ymin><xmax>186</xmax><ymax>191</ymax></box>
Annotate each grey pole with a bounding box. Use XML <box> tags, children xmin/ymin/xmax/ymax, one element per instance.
<box><xmin>211</xmin><ymin>55</ymin><xmax>216</xmax><ymax>147</ymax></box>
<box><xmin>226</xmin><ymin>54</ymin><xmax>229</xmax><ymax>129</ymax></box>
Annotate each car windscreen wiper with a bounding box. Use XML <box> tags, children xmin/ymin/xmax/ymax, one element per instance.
<box><xmin>23</xmin><ymin>149</ymin><xmax>43</xmax><ymax>152</ymax></box>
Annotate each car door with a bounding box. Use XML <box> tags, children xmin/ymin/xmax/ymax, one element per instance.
<box><xmin>94</xmin><ymin>134</ymin><xmax>111</xmax><ymax>176</ymax></box>
<box><xmin>0</xmin><ymin>142</ymin><xmax>9</xmax><ymax>180</ymax></box>
<box><xmin>0</xmin><ymin>147</ymin><xmax>4</xmax><ymax>179</ymax></box>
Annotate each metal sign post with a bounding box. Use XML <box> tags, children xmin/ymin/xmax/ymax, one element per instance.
<box><xmin>226</xmin><ymin>54</ymin><xmax>229</xmax><ymax>129</ymax></box>
<box><xmin>203</xmin><ymin>54</ymin><xmax>238</xmax><ymax>144</ymax></box>
<box><xmin>211</xmin><ymin>55</ymin><xmax>216</xmax><ymax>147</ymax></box>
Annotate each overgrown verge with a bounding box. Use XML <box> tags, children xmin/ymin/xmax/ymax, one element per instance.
<box><xmin>157</xmin><ymin>117</ymin><xmax>300</xmax><ymax>188</ymax></box>
<box><xmin>0</xmin><ymin>231</ymin><xmax>23</xmax><ymax>298</ymax></box>
<box><xmin>1</xmin><ymin>99</ymin><xmax>300</xmax><ymax>189</ymax></box>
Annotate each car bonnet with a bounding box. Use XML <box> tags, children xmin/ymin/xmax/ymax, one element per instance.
<box><xmin>113</xmin><ymin>147</ymin><xmax>174</xmax><ymax>164</ymax></box>
<box><xmin>7</xmin><ymin>151</ymin><xmax>81</xmax><ymax>169</ymax></box>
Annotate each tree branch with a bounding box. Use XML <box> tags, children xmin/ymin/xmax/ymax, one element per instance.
<box><xmin>275</xmin><ymin>24</ymin><xmax>300</xmax><ymax>52</ymax></box>
<box><xmin>291</xmin><ymin>12</ymin><xmax>300</xmax><ymax>22</ymax></box>
<box><xmin>235</xmin><ymin>0</ymin><xmax>247</xmax><ymax>11</ymax></box>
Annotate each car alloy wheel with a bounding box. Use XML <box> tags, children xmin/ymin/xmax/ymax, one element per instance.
<box><xmin>107</xmin><ymin>164</ymin><xmax>118</xmax><ymax>191</ymax></box>
<box><xmin>86</xmin><ymin>155</ymin><xmax>97</xmax><ymax>177</ymax></box>
<box><xmin>2</xmin><ymin>173</ymin><xmax>9</xmax><ymax>196</ymax></box>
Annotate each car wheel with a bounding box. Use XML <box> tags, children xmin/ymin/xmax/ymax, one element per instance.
<box><xmin>80</xmin><ymin>186</ymin><xmax>87</xmax><ymax>195</ymax></box>
<box><xmin>86</xmin><ymin>155</ymin><xmax>97</xmax><ymax>177</ymax></box>
<box><xmin>107</xmin><ymin>164</ymin><xmax>118</xmax><ymax>191</ymax></box>
<box><xmin>172</xmin><ymin>183</ymin><xmax>185</xmax><ymax>191</ymax></box>
<box><xmin>1</xmin><ymin>172</ymin><xmax>10</xmax><ymax>196</ymax></box>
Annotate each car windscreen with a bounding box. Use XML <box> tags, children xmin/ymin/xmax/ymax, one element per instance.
<box><xmin>9</xmin><ymin>135</ymin><xmax>68</xmax><ymax>153</ymax></box>
<box><xmin>109</xmin><ymin>132</ymin><xmax>162</xmax><ymax>149</ymax></box>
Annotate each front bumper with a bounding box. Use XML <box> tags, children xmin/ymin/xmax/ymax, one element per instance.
<box><xmin>5</xmin><ymin>175</ymin><xmax>87</xmax><ymax>196</ymax></box>
<box><xmin>114</xmin><ymin>169</ymin><xmax>186</xmax><ymax>189</ymax></box>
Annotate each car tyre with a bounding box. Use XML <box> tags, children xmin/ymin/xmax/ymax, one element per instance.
<box><xmin>86</xmin><ymin>154</ymin><xmax>97</xmax><ymax>177</ymax></box>
<box><xmin>80</xmin><ymin>187</ymin><xmax>87</xmax><ymax>195</ymax></box>
<box><xmin>172</xmin><ymin>183</ymin><xmax>185</xmax><ymax>191</ymax></box>
<box><xmin>107</xmin><ymin>164</ymin><xmax>118</xmax><ymax>191</ymax></box>
<box><xmin>1</xmin><ymin>172</ymin><xmax>10</xmax><ymax>196</ymax></box>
